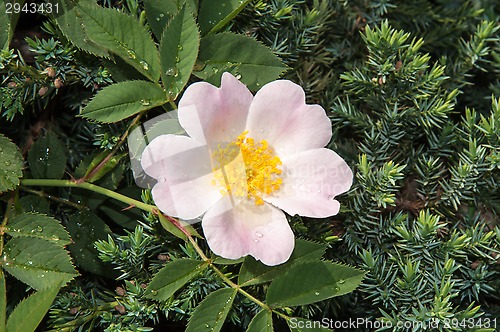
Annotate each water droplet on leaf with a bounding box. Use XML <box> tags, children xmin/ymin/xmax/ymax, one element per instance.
<box><xmin>165</xmin><ymin>68</ymin><xmax>178</xmax><ymax>77</ymax></box>
<box><xmin>338</xmin><ymin>279</ymin><xmax>345</xmax><ymax>284</ymax></box>
<box><xmin>141</xmin><ymin>99</ymin><xmax>151</xmax><ymax>106</ymax></box>
<box><xmin>140</xmin><ymin>60</ymin><xmax>149</xmax><ymax>70</ymax></box>
<box><xmin>126</xmin><ymin>50</ymin><xmax>136</xmax><ymax>59</ymax></box>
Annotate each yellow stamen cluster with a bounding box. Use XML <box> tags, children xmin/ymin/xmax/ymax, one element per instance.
<box><xmin>211</xmin><ymin>131</ymin><xmax>283</xmax><ymax>205</ymax></box>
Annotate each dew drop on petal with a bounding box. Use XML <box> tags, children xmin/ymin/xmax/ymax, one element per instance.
<box><xmin>254</xmin><ymin>239</ymin><xmax>259</xmax><ymax>243</ymax></box>
<box><xmin>255</xmin><ymin>232</ymin><xmax>263</xmax><ymax>238</ymax></box>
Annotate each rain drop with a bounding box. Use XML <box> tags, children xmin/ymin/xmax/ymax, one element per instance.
<box><xmin>255</xmin><ymin>232</ymin><xmax>263</xmax><ymax>238</ymax></box>
<box><xmin>254</xmin><ymin>239</ymin><xmax>259</xmax><ymax>243</ymax></box>
<box><xmin>140</xmin><ymin>60</ymin><xmax>149</xmax><ymax>70</ymax></box>
<box><xmin>338</xmin><ymin>279</ymin><xmax>345</xmax><ymax>284</ymax></box>
<box><xmin>141</xmin><ymin>99</ymin><xmax>151</xmax><ymax>106</ymax></box>
<box><xmin>126</xmin><ymin>50</ymin><xmax>136</xmax><ymax>59</ymax></box>
<box><xmin>28</xmin><ymin>260</ymin><xmax>33</xmax><ymax>265</ymax></box>
<box><xmin>0</xmin><ymin>147</ymin><xmax>3</xmax><ymax>152</ymax></box>
<box><xmin>334</xmin><ymin>286</ymin><xmax>340</xmax><ymax>291</ymax></box>
<box><xmin>165</xmin><ymin>67</ymin><xmax>178</xmax><ymax>77</ymax></box>
<box><xmin>36</xmin><ymin>225</ymin><xmax>43</xmax><ymax>232</ymax></box>
<box><xmin>235</xmin><ymin>73</ymin><xmax>242</xmax><ymax>80</ymax></box>
<box><xmin>178</xmin><ymin>45</ymin><xmax>183</xmax><ymax>51</ymax></box>
<box><xmin>4</xmin><ymin>161</ymin><xmax>10</xmax><ymax>166</ymax></box>
<box><xmin>315</xmin><ymin>292</ymin><xmax>320</xmax><ymax>295</ymax></box>
<box><xmin>159</xmin><ymin>13</ymin><xmax>165</xmax><ymax>18</ymax></box>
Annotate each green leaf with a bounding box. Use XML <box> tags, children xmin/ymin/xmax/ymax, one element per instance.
<box><xmin>158</xmin><ymin>213</ymin><xmax>201</xmax><ymax>240</ymax></box>
<box><xmin>0</xmin><ymin>270</ymin><xmax>6</xmax><ymax>331</ymax></box>
<box><xmin>80</xmin><ymin>80</ymin><xmax>168</xmax><ymax>123</ymax></box>
<box><xmin>212</xmin><ymin>256</ymin><xmax>244</xmax><ymax>265</ymax></box>
<box><xmin>0</xmin><ymin>133</ymin><xmax>23</xmax><ymax>193</ymax></box>
<box><xmin>66</xmin><ymin>211</ymin><xmax>114</xmax><ymax>277</ymax></box>
<box><xmin>146</xmin><ymin>259</ymin><xmax>208</xmax><ymax>301</ymax></box>
<box><xmin>186</xmin><ymin>288</ymin><xmax>237</xmax><ymax>332</ymax></box>
<box><xmin>2</xmin><ymin>237</ymin><xmax>78</xmax><ymax>290</ymax></box>
<box><xmin>99</xmin><ymin>186</ymin><xmax>142</xmax><ymax>230</ymax></box>
<box><xmin>199</xmin><ymin>0</ymin><xmax>252</xmax><ymax>36</ymax></box>
<box><xmin>55</xmin><ymin>0</ymin><xmax>109</xmax><ymax>57</ymax></box>
<box><xmin>5</xmin><ymin>285</ymin><xmax>60</xmax><ymax>332</ymax></box>
<box><xmin>17</xmin><ymin>195</ymin><xmax>50</xmax><ymax>214</ymax></box>
<box><xmin>144</xmin><ymin>0</ymin><xmax>179</xmax><ymax>39</ymax></box>
<box><xmin>160</xmin><ymin>4</ymin><xmax>200</xmax><ymax>99</ymax></box>
<box><xmin>266</xmin><ymin>261</ymin><xmax>365</xmax><ymax>307</ymax></box>
<box><xmin>77</xmin><ymin>4</ymin><xmax>161</xmax><ymax>81</ymax></box>
<box><xmin>5</xmin><ymin>213</ymin><xmax>71</xmax><ymax>247</ymax></box>
<box><xmin>238</xmin><ymin>239</ymin><xmax>326</xmax><ymax>286</ymax></box>
<box><xmin>27</xmin><ymin>132</ymin><xmax>67</xmax><ymax>180</ymax></box>
<box><xmin>0</xmin><ymin>0</ymin><xmax>25</xmax><ymax>50</ymax></box>
<box><xmin>84</xmin><ymin>151</ymin><xmax>126</xmax><ymax>182</ymax></box>
<box><xmin>287</xmin><ymin>318</ymin><xmax>332</xmax><ymax>332</ymax></box>
<box><xmin>247</xmin><ymin>309</ymin><xmax>273</xmax><ymax>332</ymax></box>
<box><xmin>103</xmin><ymin>57</ymin><xmax>148</xmax><ymax>82</ymax></box>
<box><xmin>196</xmin><ymin>32</ymin><xmax>288</xmax><ymax>90</ymax></box>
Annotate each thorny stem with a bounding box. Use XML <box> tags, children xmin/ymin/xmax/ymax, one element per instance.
<box><xmin>20</xmin><ymin>179</ymin><xmax>284</xmax><ymax>319</ymax></box>
<box><xmin>76</xmin><ymin>112</ymin><xmax>144</xmax><ymax>184</ymax></box>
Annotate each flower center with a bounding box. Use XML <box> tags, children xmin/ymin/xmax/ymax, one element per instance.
<box><xmin>211</xmin><ymin>131</ymin><xmax>283</xmax><ymax>205</ymax></box>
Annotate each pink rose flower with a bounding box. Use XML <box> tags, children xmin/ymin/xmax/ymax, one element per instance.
<box><xmin>141</xmin><ymin>73</ymin><xmax>353</xmax><ymax>266</ymax></box>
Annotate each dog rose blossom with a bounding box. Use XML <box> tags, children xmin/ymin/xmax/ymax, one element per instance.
<box><xmin>141</xmin><ymin>73</ymin><xmax>353</xmax><ymax>265</ymax></box>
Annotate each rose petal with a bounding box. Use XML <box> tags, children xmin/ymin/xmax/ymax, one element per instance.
<box><xmin>141</xmin><ymin>135</ymin><xmax>222</xmax><ymax>219</ymax></box>
<box><xmin>264</xmin><ymin>148</ymin><xmax>353</xmax><ymax>218</ymax></box>
<box><xmin>178</xmin><ymin>72</ymin><xmax>253</xmax><ymax>146</ymax></box>
<box><xmin>202</xmin><ymin>197</ymin><xmax>295</xmax><ymax>266</ymax></box>
<box><xmin>246</xmin><ymin>80</ymin><xmax>332</xmax><ymax>156</ymax></box>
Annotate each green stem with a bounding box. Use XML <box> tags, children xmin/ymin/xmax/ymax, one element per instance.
<box><xmin>78</xmin><ymin>112</ymin><xmax>144</xmax><ymax>183</ymax></box>
<box><xmin>20</xmin><ymin>179</ymin><xmax>281</xmax><ymax>317</ymax></box>
<box><xmin>20</xmin><ymin>179</ymin><xmax>155</xmax><ymax>213</ymax></box>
